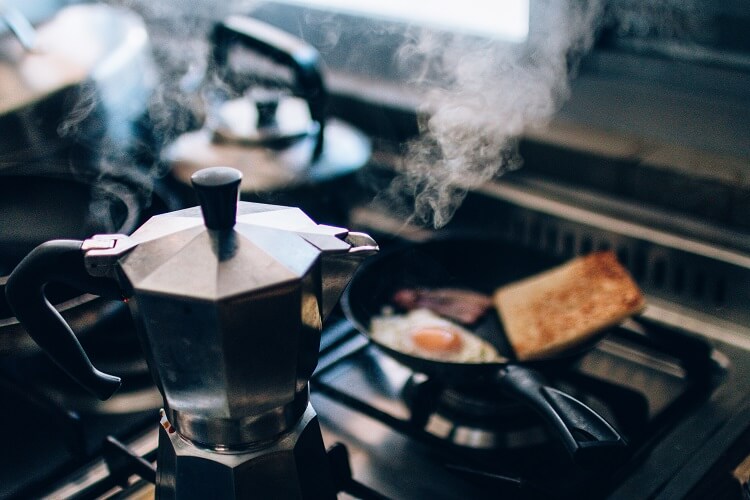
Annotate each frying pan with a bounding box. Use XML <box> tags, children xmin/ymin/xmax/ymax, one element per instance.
<box><xmin>341</xmin><ymin>236</ymin><xmax>628</xmax><ymax>464</ymax></box>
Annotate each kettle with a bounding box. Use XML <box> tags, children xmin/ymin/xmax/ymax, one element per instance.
<box><xmin>165</xmin><ymin>16</ymin><xmax>371</xmax><ymax>202</ymax></box>
<box><xmin>5</xmin><ymin>166</ymin><xmax>378</xmax><ymax>498</ymax></box>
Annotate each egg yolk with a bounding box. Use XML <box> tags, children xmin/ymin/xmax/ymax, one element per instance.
<box><xmin>411</xmin><ymin>327</ymin><xmax>463</xmax><ymax>353</ymax></box>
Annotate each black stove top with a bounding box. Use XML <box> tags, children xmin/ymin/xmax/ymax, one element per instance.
<box><xmin>310</xmin><ymin>314</ymin><xmax>722</xmax><ymax>499</ymax></box>
<box><xmin>3</xmin><ymin>239</ymin><xmax>750</xmax><ymax>500</ymax></box>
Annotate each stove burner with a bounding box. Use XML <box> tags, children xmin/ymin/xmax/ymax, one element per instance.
<box><xmin>403</xmin><ymin>374</ymin><xmax>550</xmax><ymax>451</ymax></box>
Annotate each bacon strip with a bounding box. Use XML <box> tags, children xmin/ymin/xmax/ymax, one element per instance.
<box><xmin>391</xmin><ymin>288</ymin><xmax>492</xmax><ymax>325</ymax></box>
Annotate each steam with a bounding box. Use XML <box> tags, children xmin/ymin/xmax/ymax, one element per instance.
<box><xmin>55</xmin><ymin>0</ymin><xmax>257</xmax><ymax>232</ymax></box>
<box><xmin>112</xmin><ymin>0</ymin><xmax>601</xmax><ymax>230</ymax></box>
<box><xmin>383</xmin><ymin>0</ymin><xmax>603</xmax><ymax>228</ymax></box>
<box><xmin>105</xmin><ymin>0</ymin><xmax>257</xmax><ymax>150</ymax></box>
<box><xmin>47</xmin><ymin>0</ymin><xmax>713</xmax><ymax>235</ymax></box>
<box><xmin>605</xmin><ymin>0</ymin><xmax>706</xmax><ymax>41</ymax></box>
<box><xmin>59</xmin><ymin>0</ymin><xmax>600</xmax><ymax>232</ymax></box>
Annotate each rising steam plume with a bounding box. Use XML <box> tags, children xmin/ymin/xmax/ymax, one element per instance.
<box><xmin>383</xmin><ymin>0</ymin><xmax>603</xmax><ymax>228</ymax></box>
<box><xmin>106</xmin><ymin>0</ymin><xmax>257</xmax><ymax>151</ymax></box>
<box><xmin>105</xmin><ymin>0</ymin><xmax>601</xmax><ymax>231</ymax></box>
<box><xmin>65</xmin><ymin>0</ymin><xmax>706</xmax><ymax>233</ymax></box>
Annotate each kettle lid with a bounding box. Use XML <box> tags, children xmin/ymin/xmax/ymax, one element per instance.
<box><xmin>211</xmin><ymin>90</ymin><xmax>317</xmax><ymax>146</ymax></box>
<box><xmin>164</xmin><ymin>112</ymin><xmax>371</xmax><ymax>195</ymax></box>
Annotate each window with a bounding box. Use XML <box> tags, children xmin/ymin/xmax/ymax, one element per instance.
<box><xmin>277</xmin><ymin>0</ymin><xmax>529</xmax><ymax>42</ymax></box>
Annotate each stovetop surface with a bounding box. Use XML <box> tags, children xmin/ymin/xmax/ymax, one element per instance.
<box><xmin>310</xmin><ymin>313</ymin><xmax>726</xmax><ymax>500</ymax></box>
<box><xmin>5</xmin><ymin>302</ymin><xmax>748</xmax><ymax>500</ymax></box>
<box><xmin>3</xmin><ymin>221</ymin><xmax>750</xmax><ymax>500</ymax></box>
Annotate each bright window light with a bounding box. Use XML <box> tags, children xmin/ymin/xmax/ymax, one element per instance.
<box><xmin>279</xmin><ymin>0</ymin><xmax>529</xmax><ymax>42</ymax></box>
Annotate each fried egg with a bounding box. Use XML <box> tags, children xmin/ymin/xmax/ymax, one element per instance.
<box><xmin>370</xmin><ymin>308</ymin><xmax>499</xmax><ymax>363</ymax></box>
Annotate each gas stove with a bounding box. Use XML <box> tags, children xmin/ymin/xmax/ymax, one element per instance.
<box><xmin>312</xmin><ymin>311</ymin><xmax>723</xmax><ymax>499</ymax></box>
<box><xmin>3</xmin><ymin>1</ymin><xmax>750</xmax><ymax>497</ymax></box>
<box><xmin>3</xmin><ymin>171</ymin><xmax>750</xmax><ymax>500</ymax></box>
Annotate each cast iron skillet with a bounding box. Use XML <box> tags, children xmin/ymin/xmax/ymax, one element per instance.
<box><xmin>341</xmin><ymin>236</ymin><xmax>628</xmax><ymax>465</ymax></box>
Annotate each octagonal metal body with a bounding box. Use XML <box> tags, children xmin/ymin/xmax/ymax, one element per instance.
<box><xmin>99</xmin><ymin>201</ymin><xmax>375</xmax><ymax>447</ymax></box>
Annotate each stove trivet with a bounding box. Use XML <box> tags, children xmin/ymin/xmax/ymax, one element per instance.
<box><xmin>309</xmin><ymin>314</ymin><xmax>723</xmax><ymax>499</ymax></box>
<box><xmin>46</xmin><ymin>432</ymin><xmax>389</xmax><ymax>499</ymax></box>
<box><xmin>403</xmin><ymin>374</ymin><xmax>550</xmax><ymax>450</ymax></box>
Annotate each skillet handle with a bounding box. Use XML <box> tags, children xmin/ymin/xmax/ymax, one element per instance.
<box><xmin>496</xmin><ymin>365</ymin><xmax>626</xmax><ymax>465</ymax></box>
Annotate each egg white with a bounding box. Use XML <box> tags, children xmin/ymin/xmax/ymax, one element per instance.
<box><xmin>370</xmin><ymin>308</ymin><xmax>499</xmax><ymax>363</ymax></box>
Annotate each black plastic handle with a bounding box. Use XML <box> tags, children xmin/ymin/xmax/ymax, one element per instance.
<box><xmin>212</xmin><ymin>15</ymin><xmax>327</xmax><ymax>158</ymax></box>
<box><xmin>5</xmin><ymin>240</ymin><xmax>123</xmax><ymax>400</ymax></box>
<box><xmin>496</xmin><ymin>365</ymin><xmax>626</xmax><ymax>465</ymax></box>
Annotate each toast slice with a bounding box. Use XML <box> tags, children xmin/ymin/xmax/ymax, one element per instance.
<box><xmin>494</xmin><ymin>251</ymin><xmax>645</xmax><ymax>361</ymax></box>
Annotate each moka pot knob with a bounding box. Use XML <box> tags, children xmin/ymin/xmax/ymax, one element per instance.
<box><xmin>191</xmin><ymin>166</ymin><xmax>243</xmax><ymax>230</ymax></box>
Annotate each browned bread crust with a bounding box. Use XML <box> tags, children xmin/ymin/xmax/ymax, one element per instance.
<box><xmin>494</xmin><ymin>251</ymin><xmax>645</xmax><ymax>361</ymax></box>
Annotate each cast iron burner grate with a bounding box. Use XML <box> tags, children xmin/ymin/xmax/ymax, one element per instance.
<box><xmin>3</xmin><ymin>313</ymin><xmax>722</xmax><ymax>500</ymax></box>
<box><xmin>46</xmin><ymin>436</ymin><xmax>387</xmax><ymax>500</ymax></box>
<box><xmin>403</xmin><ymin>374</ymin><xmax>553</xmax><ymax>450</ymax></box>
<box><xmin>310</xmin><ymin>315</ymin><xmax>722</xmax><ymax>499</ymax></box>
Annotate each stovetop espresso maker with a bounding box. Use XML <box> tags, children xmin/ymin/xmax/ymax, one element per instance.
<box><xmin>6</xmin><ymin>166</ymin><xmax>378</xmax><ymax>498</ymax></box>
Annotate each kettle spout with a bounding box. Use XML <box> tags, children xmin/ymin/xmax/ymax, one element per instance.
<box><xmin>320</xmin><ymin>232</ymin><xmax>378</xmax><ymax>321</ymax></box>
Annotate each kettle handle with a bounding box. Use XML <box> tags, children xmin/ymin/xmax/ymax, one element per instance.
<box><xmin>212</xmin><ymin>15</ymin><xmax>328</xmax><ymax>158</ymax></box>
<box><xmin>5</xmin><ymin>240</ymin><xmax>123</xmax><ymax>400</ymax></box>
